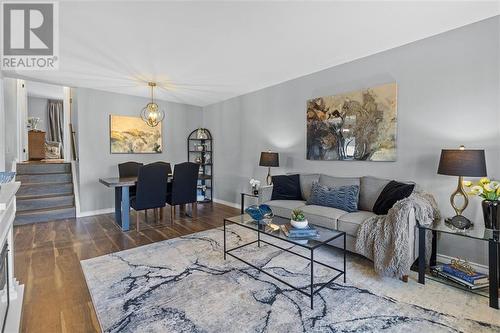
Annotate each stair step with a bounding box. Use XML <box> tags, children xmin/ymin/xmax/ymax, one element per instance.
<box><xmin>16</xmin><ymin>173</ymin><xmax>72</xmax><ymax>184</ymax></box>
<box><xmin>17</xmin><ymin>182</ymin><xmax>73</xmax><ymax>199</ymax></box>
<box><xmin>14</xmin><ymin>206</ymin><xmax>76</xmax><ymax>225</ymax></box>
<box><xmin>16</xmin><ymin>163</ymin><xmax>71</xmax><ymax>175</ymax></box>
<box><xmin>17</xmin><ymin>194</ymin><xmax>74</xmax><ymax>212</ymax></box>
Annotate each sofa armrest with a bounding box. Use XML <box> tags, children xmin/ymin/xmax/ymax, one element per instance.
<box><xmin>258</xmin><ymin>185</ymin><xmax>273</xmax><ymax>204</ymax></box>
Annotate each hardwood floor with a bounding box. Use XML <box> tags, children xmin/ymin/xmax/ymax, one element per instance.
<box><xmin>13</xmin><ymin>202</ymin><xmax>240</xmax><ymax>333</ymax></box>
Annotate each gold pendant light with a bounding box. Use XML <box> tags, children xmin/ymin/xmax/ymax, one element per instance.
<box><xmin>141</xmin><ymin>82</ymin><xmax>165</xmax><ymax>127</ymax></box>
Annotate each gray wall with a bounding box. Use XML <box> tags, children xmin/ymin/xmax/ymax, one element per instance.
<box><xmin>27</xmin><ymin>96</ymin><xmax>49</xmax><ymax>133</ymax></box>
<box><xmin>203</xmin><ymin>17</ymin><xmax>500</xmax><ymax>265</ymax></box>
<box><xmin>75</xmin><ymin>88</ymin><xmax>202</xmax><ymax>213</ymax></box>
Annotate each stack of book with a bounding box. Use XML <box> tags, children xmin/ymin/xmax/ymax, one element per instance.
<box><xmin>431</xmin><ymin>264</ymin><xmax>489</xmax><ymax>290</ymax></box>
<box><xmin>281</xmin><ymin>223</ymin><xmax>319</xmax><ymax>240</ymax></box>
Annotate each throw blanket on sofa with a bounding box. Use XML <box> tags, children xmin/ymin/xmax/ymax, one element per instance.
<box><xmin>355</xmin><ymin>192</ymin><xmax>440</xmax><ymax>278</ymax></box>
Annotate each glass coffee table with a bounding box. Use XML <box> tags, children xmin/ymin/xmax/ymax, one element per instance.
<box><xmin>223</xmin><ymin>214</ymin><xmax>346</xmax><ymax>309</ymax></box>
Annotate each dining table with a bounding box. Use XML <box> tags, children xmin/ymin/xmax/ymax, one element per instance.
<box><xmin>99</xmin><ymin>175</ymin><xmax>172</xmax><ymax>231</ymax></box>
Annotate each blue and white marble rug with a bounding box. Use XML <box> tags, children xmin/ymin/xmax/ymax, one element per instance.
<box><xmin>81</xmin><ymin>227</ymin><xmax>500</xmax><ymax>333</ymax></box>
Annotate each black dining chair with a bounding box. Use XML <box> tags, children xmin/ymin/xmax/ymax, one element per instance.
<box><xmin>166</xmin><ymin>162</ymin><xmax>199</xmax><ymax>224</ymax></box>
<box><xmin>130</xmin><ymin>163</ymin><xmax>169</xmax><ymax>231</ymax></box>
<box><xmin>150</xmin><ymin>161</ymin><xmax>172</xmax><ymax>177</ymax></box>
<box><xmin>118</xmin><ymin>161</ymin><xmax>143</xmax><ymax>197</ymax></box>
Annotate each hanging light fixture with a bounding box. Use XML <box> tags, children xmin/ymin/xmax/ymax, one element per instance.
<box><xmin>140</xmin><ymin>82</ymin><xmax>165</xmax><ymax>127</ymax></box>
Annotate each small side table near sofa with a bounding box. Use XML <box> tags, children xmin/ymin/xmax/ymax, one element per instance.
<box><xmin>417</xmin><ymin>219</ymin><xmax>499</xmax><ymax>309</ymax></box>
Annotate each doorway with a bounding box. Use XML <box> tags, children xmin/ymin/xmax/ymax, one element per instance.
<box><xmin>19</xmin><ymin>80</ymin><xmax>71</xmax><ymax>162</ymax></box>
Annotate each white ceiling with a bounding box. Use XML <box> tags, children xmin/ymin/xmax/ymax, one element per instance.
<box><xmin>4</xmin><ymin>1</ymin><xmax>499</xmax><ymax>106</ymax></box>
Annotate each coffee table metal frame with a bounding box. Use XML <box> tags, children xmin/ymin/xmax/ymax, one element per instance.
<box><xmin>223</xmin><ymin>215</ymin><xmax>346</xmax><ymax>309</ymax></box>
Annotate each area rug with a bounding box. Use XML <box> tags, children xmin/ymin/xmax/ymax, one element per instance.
<box><xmin>81</xmin><ymin>226</ymin><xmax>499</xmax><ymax>333</ymax></box>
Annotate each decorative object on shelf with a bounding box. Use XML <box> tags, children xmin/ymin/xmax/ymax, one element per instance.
<box><xmin>437</xmin><ymin>145</ymin><xmax>486</xmax><ymax>229</ymax></box>
<box><xmin>249</xmin><ymin>178</ymin><xmax>261</xmax><ymax>195</ymax></box>
<box><xmin>196</xmin><ymin>128</ymin><xmax>208</xmax><ymax>139</ymax></box>
<box><xmin>306</xmin><ymin>82</ymin><xmax>397</xmax><ymax>161</ymax></box>
<box><xmin>140</xmin><ymin>82</ymin><xmax>165</xmax><ymax>127</ymax></box>
<box><xmin>27</xmin><ymin>117</ymin><xmax>41</xmax><ymax>131</ymax></box>
<box><xmin>110</xmin><ymin>115</ymin><xmax>162</xmax><ymax>153</ymax></box>
<box><xmin>245</xmin><ymin>204</ymin><xmax>274</xmax><ymax>224</ymax></box>
<box><xmin>450</xmin><ymin>258</ymin><xmax>476</xmax><ymax>276</ymax></box>
<box><xmin>188</xmin><ymin>128</ymin><xmax>213</xmax><ymax>203</ymax></box>
<box><xmin>464</xmin><ymin>177</ymin><xmax>500</xmax><ymax>230</ymax></box>
<box><xmin>290</xmin><ymin>208</ymin><xmax>308</xmax><ymax>229</ymax></box>
<box><xmin>259</xmin><ymin>151</ymin><xmax>279</xmax><ymax>185</ymax></box>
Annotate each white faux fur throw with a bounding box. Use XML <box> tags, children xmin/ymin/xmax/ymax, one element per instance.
<box><xmin>355</xmin><ymin>192</ymin><xmax>440</xmax><ymax>278</ymax></box>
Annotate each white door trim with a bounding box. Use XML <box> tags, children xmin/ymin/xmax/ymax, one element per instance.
<box><xmin>16</xmin><ymin>80</ymin><xmax>27</xmax><ymax>162</ymax></box>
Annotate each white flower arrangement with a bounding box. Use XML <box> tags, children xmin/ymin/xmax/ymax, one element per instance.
<box><xmin>249</xmin><ymin>178</ymin><xmax>261</xmax><ymax>188</ymax></box>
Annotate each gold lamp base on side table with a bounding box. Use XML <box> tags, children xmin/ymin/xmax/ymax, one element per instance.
<box><xmin>446</xmin><ymin>176</ymin><xmax>472</xmax><ymax>229</ymax></box>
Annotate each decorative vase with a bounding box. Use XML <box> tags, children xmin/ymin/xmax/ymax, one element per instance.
<box><xmin>482</xmin><ymin>200</ymin><xmax>500</xmax><ymax>230</ymax></box>
<box><xmin>196</xmin><ymin>128</ymin><xmax>208</xmax><ymax>139</ymax></box>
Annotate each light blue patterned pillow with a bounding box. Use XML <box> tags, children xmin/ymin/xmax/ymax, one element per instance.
<box><xmin>307</xmin><ymin>182</ymin><xmax>359</xmax><ymax>212</ymax></box>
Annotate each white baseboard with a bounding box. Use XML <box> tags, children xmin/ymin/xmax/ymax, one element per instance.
<box><xmin>436</xmin><ymin>253</ymin><xmax>489</xmax><ymax>274</ymax></box>
<box><xmin>213</xmin><ymin>198</ymin><xmax>240</xmax><ymax>209</ymax></box>
<box><xmin>77</xmin><ymin>207</ymin><xmax>114</xmax><ymax>218</ymax></box>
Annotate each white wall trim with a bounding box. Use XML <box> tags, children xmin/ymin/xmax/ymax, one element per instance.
<box><xmin>77</xmin><ymin>207</ymin><xmax>114</xmax><ymax>218</ymax></box>
<box><xmin>63</xmin><ymin>87</ymin><xmax>71</xmax><ymax>161</ymax></box>
<box><xmin>213</xmin><ymin>198</ymin><xmax>240</xmax><ymax>209</ymax></box>
<box><xmin>436</xmin><ymin>253</ymin><xmax>489</xmax><ymax>274</ymax></box>
<box><xmin>70</xmin><ymin>161</ymin><xmax>81</xmax><ymax>216</ymax></box>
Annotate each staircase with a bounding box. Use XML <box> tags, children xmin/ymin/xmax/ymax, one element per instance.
<box><xmin>15</xmin><ymin>162</ymin><xmax>76</xmax><ymax>225</ymax></box>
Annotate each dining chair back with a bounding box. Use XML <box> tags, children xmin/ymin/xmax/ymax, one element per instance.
<box><xmin>118</xmin><ymin>161</ymin><xmax>143</xmax><ymax>178</ymax></box>
<box><xmin>150</xmin><ymin>161</ymin><xmax>172</xmax><ymax>177</ymax></box>
<box><xmin>133</xmin><ymin>163</ymin><xmax>168</xmax><ymax>210</ymax></box>
<box><xmin>169</xmin><ymin>162</ymin><xmax>199</xmax><ymax>206</ymax></box>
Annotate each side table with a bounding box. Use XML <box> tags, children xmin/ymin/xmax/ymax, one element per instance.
<box><xmin>240</xmin><ymin>192</ymin><xmax>258</xmax><ymax>214</ymax></box>
<box><xmin>417</xmin><ymin>219</ymin><xmax>499</xmax><ymax>309</ymax></box>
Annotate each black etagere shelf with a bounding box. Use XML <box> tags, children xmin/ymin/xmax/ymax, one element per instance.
<box><xmin>188</xmin><ymin>128</ymin><xmax>213</xmax><ymax>203</ymax></box>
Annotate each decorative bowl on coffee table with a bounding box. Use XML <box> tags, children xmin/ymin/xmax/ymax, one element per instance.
<box><xmin>291</xmin><ymin>219</ymin><xmax>309</xmax><ymax>229</ymax></box>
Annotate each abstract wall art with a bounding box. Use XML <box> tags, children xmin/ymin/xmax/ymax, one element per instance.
<box><xmin>110</xmin><ymin>115</ymin><xmax>162</xmax><ymax>153</ymax></box>
<box><xmin>306</xmin><ymin>82</ymin><xmax>397</xmax><ymax>161</ymax></box>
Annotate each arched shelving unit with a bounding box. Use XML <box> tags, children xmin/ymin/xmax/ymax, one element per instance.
<box><xmin>187</xmin><ymin>128</ymin><xmax>213</xmax><ymax>203</ymax></box>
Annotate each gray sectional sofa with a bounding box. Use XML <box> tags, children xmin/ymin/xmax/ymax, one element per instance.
<box><xmin>258</xmin><ymin>174</ymin><xmax>418</xmax><ymax>263</ymax></box>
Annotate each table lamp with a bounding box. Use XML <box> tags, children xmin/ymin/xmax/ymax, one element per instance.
<box><xmin>259</xmin><ymin>151</ymin><xmax>279</xmax><ymax>185</ymax></box>
<box><xmin>437</xmin><ymin>145</ymin><xmax>487</xmax><ymax>229</ymax></box>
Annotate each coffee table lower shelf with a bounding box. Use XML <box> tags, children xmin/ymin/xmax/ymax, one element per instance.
<box><xmin>223</xmin><ymin>218</ymin><xmax>346</xmax><ymax>309</ymax></box>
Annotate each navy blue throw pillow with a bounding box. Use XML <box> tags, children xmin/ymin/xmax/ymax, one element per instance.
<box><xmin>271</xmin><ymin>174</ymin><xmax>302</xmax><ymax>200</ymax></box>
<box><xmin>307</xmin><ymin>182</ymin><xmax>359</xmax><ymax>212</ymax></box>
<box><xmin>372</xmin><ymin>180</ymin><xmax>415</xmax><ymax>215</ymax></box>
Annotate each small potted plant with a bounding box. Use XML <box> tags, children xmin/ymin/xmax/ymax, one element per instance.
<box><xmin>249</xmin><ymin>178</ymin><xmax>261</xmax><ymax>195</ymax></box>
<box><xmin>291</xmin><ymin>208</ymin><xmax>308</xmax><ymax>229</ymax></box>
<box><xmin>464</xmin><ymin>177</ymin><xmax>500</xmax><ymax>230</ymax></box>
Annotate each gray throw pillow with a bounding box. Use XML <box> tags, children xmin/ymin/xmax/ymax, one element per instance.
<box><xmin>299</xmin><ymin>173</ymin><xmax>320</xmax><ymax>201</ymax></box>
<box><xmin>307</xmin><ymin>182</ymin><xmax>359</xmax><ymax>213</ymax></box>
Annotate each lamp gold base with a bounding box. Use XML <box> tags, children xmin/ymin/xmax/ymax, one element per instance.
<box><xmin>266</xmin><ymin>167</ymin><xmax>272</xmax><ymax>185</ymax></box>
<box><xmin>450</xmin><ymin>176</ymin><xmax>469</xmax><ymax>216</ymax></box>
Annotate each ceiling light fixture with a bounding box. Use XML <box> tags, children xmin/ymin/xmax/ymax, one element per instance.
<box><xmin>141</xmin><ymin>82</ymin><xmax>165</xmax><ymax>127</ymax></box>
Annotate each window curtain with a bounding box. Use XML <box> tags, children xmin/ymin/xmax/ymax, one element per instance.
<box><xmin>47</xmin><ymin>99</ymin><xmax>64</xmax><ymax>157</ymax></box>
